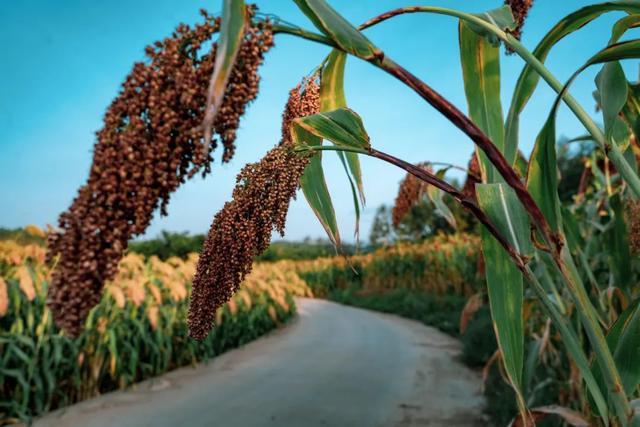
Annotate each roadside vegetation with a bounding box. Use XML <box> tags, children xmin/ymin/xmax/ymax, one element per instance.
<box><xmin>0</xmin><ymin>233</ymin><xmax>306</xmax><ymax>424</ymax></box>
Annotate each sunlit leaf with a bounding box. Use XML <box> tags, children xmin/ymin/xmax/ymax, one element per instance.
<box><xmin>202</xmin><ymin>0</ymin><xmax>246</xmax><ymax>144</ymax></box>
<box><xmin>320</xmin><ymin>50</ymin><xmax>365</xmax><ymax>238</ymax></box>
<box><xmin>293</xmin><ymin>107</ymin><xmax>371</xmax><ymax>248</ymax></box>
<box><xmin>294</xmin><ymin>108</ymin><xmax>371</xmax><ymax>150</ymax></box>
<box><xmin>292</xmin><ymin>0</ymin><xmax>380</xmax><ymax>60</ymax></box>
<box><xmin>293</xmin><ymin>126</ymin><xmax>341</xmax><ymax>248</ymax></box>
<box><xmin>459</xmin><ymin>20</ymin><xmax>506</xmax><ymax>179</ymax></box>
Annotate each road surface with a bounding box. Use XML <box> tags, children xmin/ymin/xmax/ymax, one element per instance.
<box><xmin>36</xmin><ymin>298</ymin><xmax>485</xmax><ymax>427</ymax></box>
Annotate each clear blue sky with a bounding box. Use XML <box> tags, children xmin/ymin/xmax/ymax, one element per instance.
<box><xmin>0</xmin><ymin>1</ymin><xmax>636</xmax><ymax>242</ymax></box>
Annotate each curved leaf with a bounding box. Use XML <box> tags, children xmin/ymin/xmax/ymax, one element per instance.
<box><xmin>586</xmin><ymin>38</ymin><xmax>640</xmax><ymax>65</ymax></box>
<box><xmin>595</xmin><ymin>62</ymin><xmax>628</xmax><ymax>144</ymax></box>
<box><xmin>610</xmin><ymin>14</ymin><xmax>640</xmax><ymax>45</ymax></box>
<box><xmin>203</xmin><ymin>0</ymin><xmax>246</xmax><ymax>145</ymax></box>
<box><xmin>293</xmin><ymin>107</ymin><xmax>371</xmax><ymax>248</ymax></box>
<box><xmin>293</xmin><ymin>0</ymin><xmax>380</xmax><ymax>60</ymax></box>
<box><xmin>294</xmin><ymin>108</ymin><xmax>371</xmax><ymax>150</ymax></box>
<box><xmin>294</xmin><ymin>126</ymin><xmax>341</xmax><ymax>248</ymax></box>
<box><xmin>320</xmin><ymin>50</ymin><xmax>365</xmax><ymax>238</ymax></box>
<box><xmin>506</xmin><ymin>1</ymin><xmax>640</xmax><ymax>162</ymax></box>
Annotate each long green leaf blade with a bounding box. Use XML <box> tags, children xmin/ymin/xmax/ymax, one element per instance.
<box><xmin>320</xmin><ymin>50</ymin><xmax>365</xmax><ymax>238</ymax></box>
<box><xmin>293</xmin><ymin>0</ymin><xmax>380</xmax><ymax>60</ymax></box>
<box><xmin>294</xmin><ymin>126</ymin><xmax>341</xmax><ymax>248</ymax></box>
<box><xmin>526</xmin><ymin>114</ymin><xmax>562</xmax><ymax>233</ymax></box>
<box><xmin>459</xmin><ymin>20</ymin><xmax>507</xmax><ymax>178</ymax></box>
<box><xmin>476</xmin><ymin>183</ymin><xmax>527</xmax><ymax>415</ymax></box>
<box><xmin>203</xmin><ymin>0</ymin><xmax>246</xmax><ymax>145</ymax></box>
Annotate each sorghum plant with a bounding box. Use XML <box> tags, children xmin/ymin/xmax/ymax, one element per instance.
<box><xmin>188</xmin><ymin>1</ymin><xmax>640</xmax><ymax>425</ymax></box>
<box><xmin>48</xmin><ymin>0</ymin><xmax>640</xmax><ymax>425</ymax></box>
<box><xmin>46</xmin><ymin>6</ymin><xmax>273</xmax><ymax>335</ymax></box>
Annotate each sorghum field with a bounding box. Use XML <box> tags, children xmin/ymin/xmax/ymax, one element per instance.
<box><xmin>4</xmin><ymin>0</ymin><xmax>640</xmax><ymax>426</ymax></box>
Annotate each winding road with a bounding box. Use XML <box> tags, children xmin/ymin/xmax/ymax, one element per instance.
<box><xmin>36</xmin><ymin>299</ymin><xmax>485</xmax><ymax>427</ymax></box>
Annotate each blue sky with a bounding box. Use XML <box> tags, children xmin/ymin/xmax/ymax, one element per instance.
<box><xmin>0</xmin><ymin>1</ymin><xmax>636</xmax><ymax>242</ymax></box>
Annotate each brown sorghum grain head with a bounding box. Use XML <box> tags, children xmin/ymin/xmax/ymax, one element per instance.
<box><xmin>505</xmin><ymin>0</ymin><xmax>534</xmax><ymax>42</ymax></box>
<box><xmin>626</xmin><ymin>200</ymin><xmax>640</xmax><ymax>254</ymax></box>
<box><xmin>188</xmin><ymin>79</ymin><xmax>319</xmax><ymax>340</ymax></box>
<box><xmin>46</xmin><ymin>7</ymin><xmax>273</xmax><ymax>336</ymax></box>
<box><xmin>462</xmin><ymin>152</ymin><xmax>481</xmax><ymax>201</ymax></box>
<box><xmin>391</xmin><ymin>163</ymin><xmax>431</xmax><ymax>228</ymax></box>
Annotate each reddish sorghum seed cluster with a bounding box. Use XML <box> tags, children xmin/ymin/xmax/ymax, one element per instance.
<box><xmin>391</xmin><ymin>163</ymin><xmax>432</xmax><ymax>228</ymax></box>
<box><xmin>505</xmin><ymin>0</ymin><xmax>534</xmax><ymax>41</ymax></box>
<box><xmin>627</xmin><ymin>200</ymin><xmax>640</xmax><ymax>254</ymax></box>
<box><xmin>188</xmin><ymin>79</ymin><xmax>320</xmax><ymax>340</ymax></box>
<box><xmin>462</xmin><ymin>153</ymin><xmax>481</xmax><ymax>201</ymax></box>
<box><xmin>46</xmin><ymin>8</ymin><xmax>273</xmax><ymax>336</ymax></box>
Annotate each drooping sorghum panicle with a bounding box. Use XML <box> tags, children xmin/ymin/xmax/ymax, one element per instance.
<box><xmin>627</xmin><ymin>200</ymin><xmax>640</xmax><ymax>253</ymax></box>
<box><xmin>391</xmin><ymin>163</ymin><xmax>432</xmax><ymax>228</ymax></box>
<box><xmin>46</xmin><ymin>8</ymin><xmax>273</xmax><ymax>336</ymax></box>
<box><xmin>505</xmin><ymin>0</ymin><xmax>534</xmax><ymax>42</ymax></box>
<box><xmin>188</xmin><ymin>79</ymin><xmax>319</xmax><ymax>340</ymax></box>
<box><xmin>462</xmin><ymin>152</ymin><xmax>481</xmax><ymax>200</ymax></box>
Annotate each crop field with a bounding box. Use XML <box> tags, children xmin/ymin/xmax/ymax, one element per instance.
<box><xmin>0</xmin><ymin>234</ymin><xmax>308</xmax><ymax>423</ymax></box>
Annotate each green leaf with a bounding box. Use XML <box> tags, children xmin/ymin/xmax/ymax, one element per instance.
<box><xmin>526</xmin><ymin>113</ymin><xmax>562</xmax><ymax>233</ymax></box>
<box><xmin>293</xmin><ymin>107</ymin><xmax>371</xmax><ymax>247</ymax></box>
<box><xmin>476</xmin><ymin>183</ymin><xmax>533</xmax><ymax>256</ymax></box>
<box><xmin>613</xmin><ymin>302</ymin><xmax>640</xmax><ymax>396</ymax></box>
<box><xmin>320</xmin><ymin>51</ymin><xmax>347</xmax><ymax>111</ymax></box>
<box><xmin>459</xmin><ymin>20</ymin><xmax>506</xmax><ymax>180</ymax></box>
<box><xmin>506</xmin><ymin>1</ymin><xmax>640</xmax><ymax>164</ymax></box>
<box><xmin>476</xmin><ymin>183</ymin><xmax>527</xmax><ymax>414</ymax></box>
<box><xmin>624</xmin><ymin>144</ymin><xmax>639</xmax><ymax>175</ymax></box>
<box><xmin>467</xmin><ymin>5</ymin><xmax>516</xmax><ymax>45</ymax></box>
<box><xmin>595</xmin><ymin>62</ymin><xmax>628</xmax><ymax>143</ymax></box>
<box><xmin>294</xmin><ymin>108</ymin><xmax>371</xmax><ymax>151</ymax></box>
<box><xmin>541</xmin><ymin>38</ymin><xmax>640</xmax><ymax>201</ymax></box>
<box><xmin>320</xmin><ymin>50</ymin><xmax>365</xmax><ymax>238</ymax></box>
<box><xmin>585</xmin><ymin>38</ymin><xmax>640</xmax><ymax>66</ymax></box>
<box><xmin>595</xmin><ymin>298</ymin><xmax>640</xmax><ymax>400</ymax></box>
<box><xmin>294</xmin><ymin>126</ymin><xmax>342</xmax><ymax>248</ymax></box>
<box><xmin>606</xmin><ymin>194</ymin><xmax>633</xmax><ymax>290</ymax></box>
<box><xmin>623</xmin><ymin>82</ymin><xmax>640</xmax><ymax>142</ymax></box>
<box><xmin>203</xmin><ymin>0</ymin><xmax>246</xmax><ymax>144</ymax></box>
<box><xmin>292</xmin><ymin>0</ymin><xmax>380</xmax><ymax>60</ymax></box>
<box><xmin>610</xmin><ymin>14</ymin><xmax>640</xmax><ymax>45</ymax></box>
<box><xmin>426</xmin><ymin>169</ymin><xmax>456</xmax><ymax>229</ymax></box>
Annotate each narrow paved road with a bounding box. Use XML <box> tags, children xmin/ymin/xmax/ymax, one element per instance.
<box><xmin>36</xmin><ymin>299</ymin><xmax>485</xmax><ymax>427</ymax></box>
